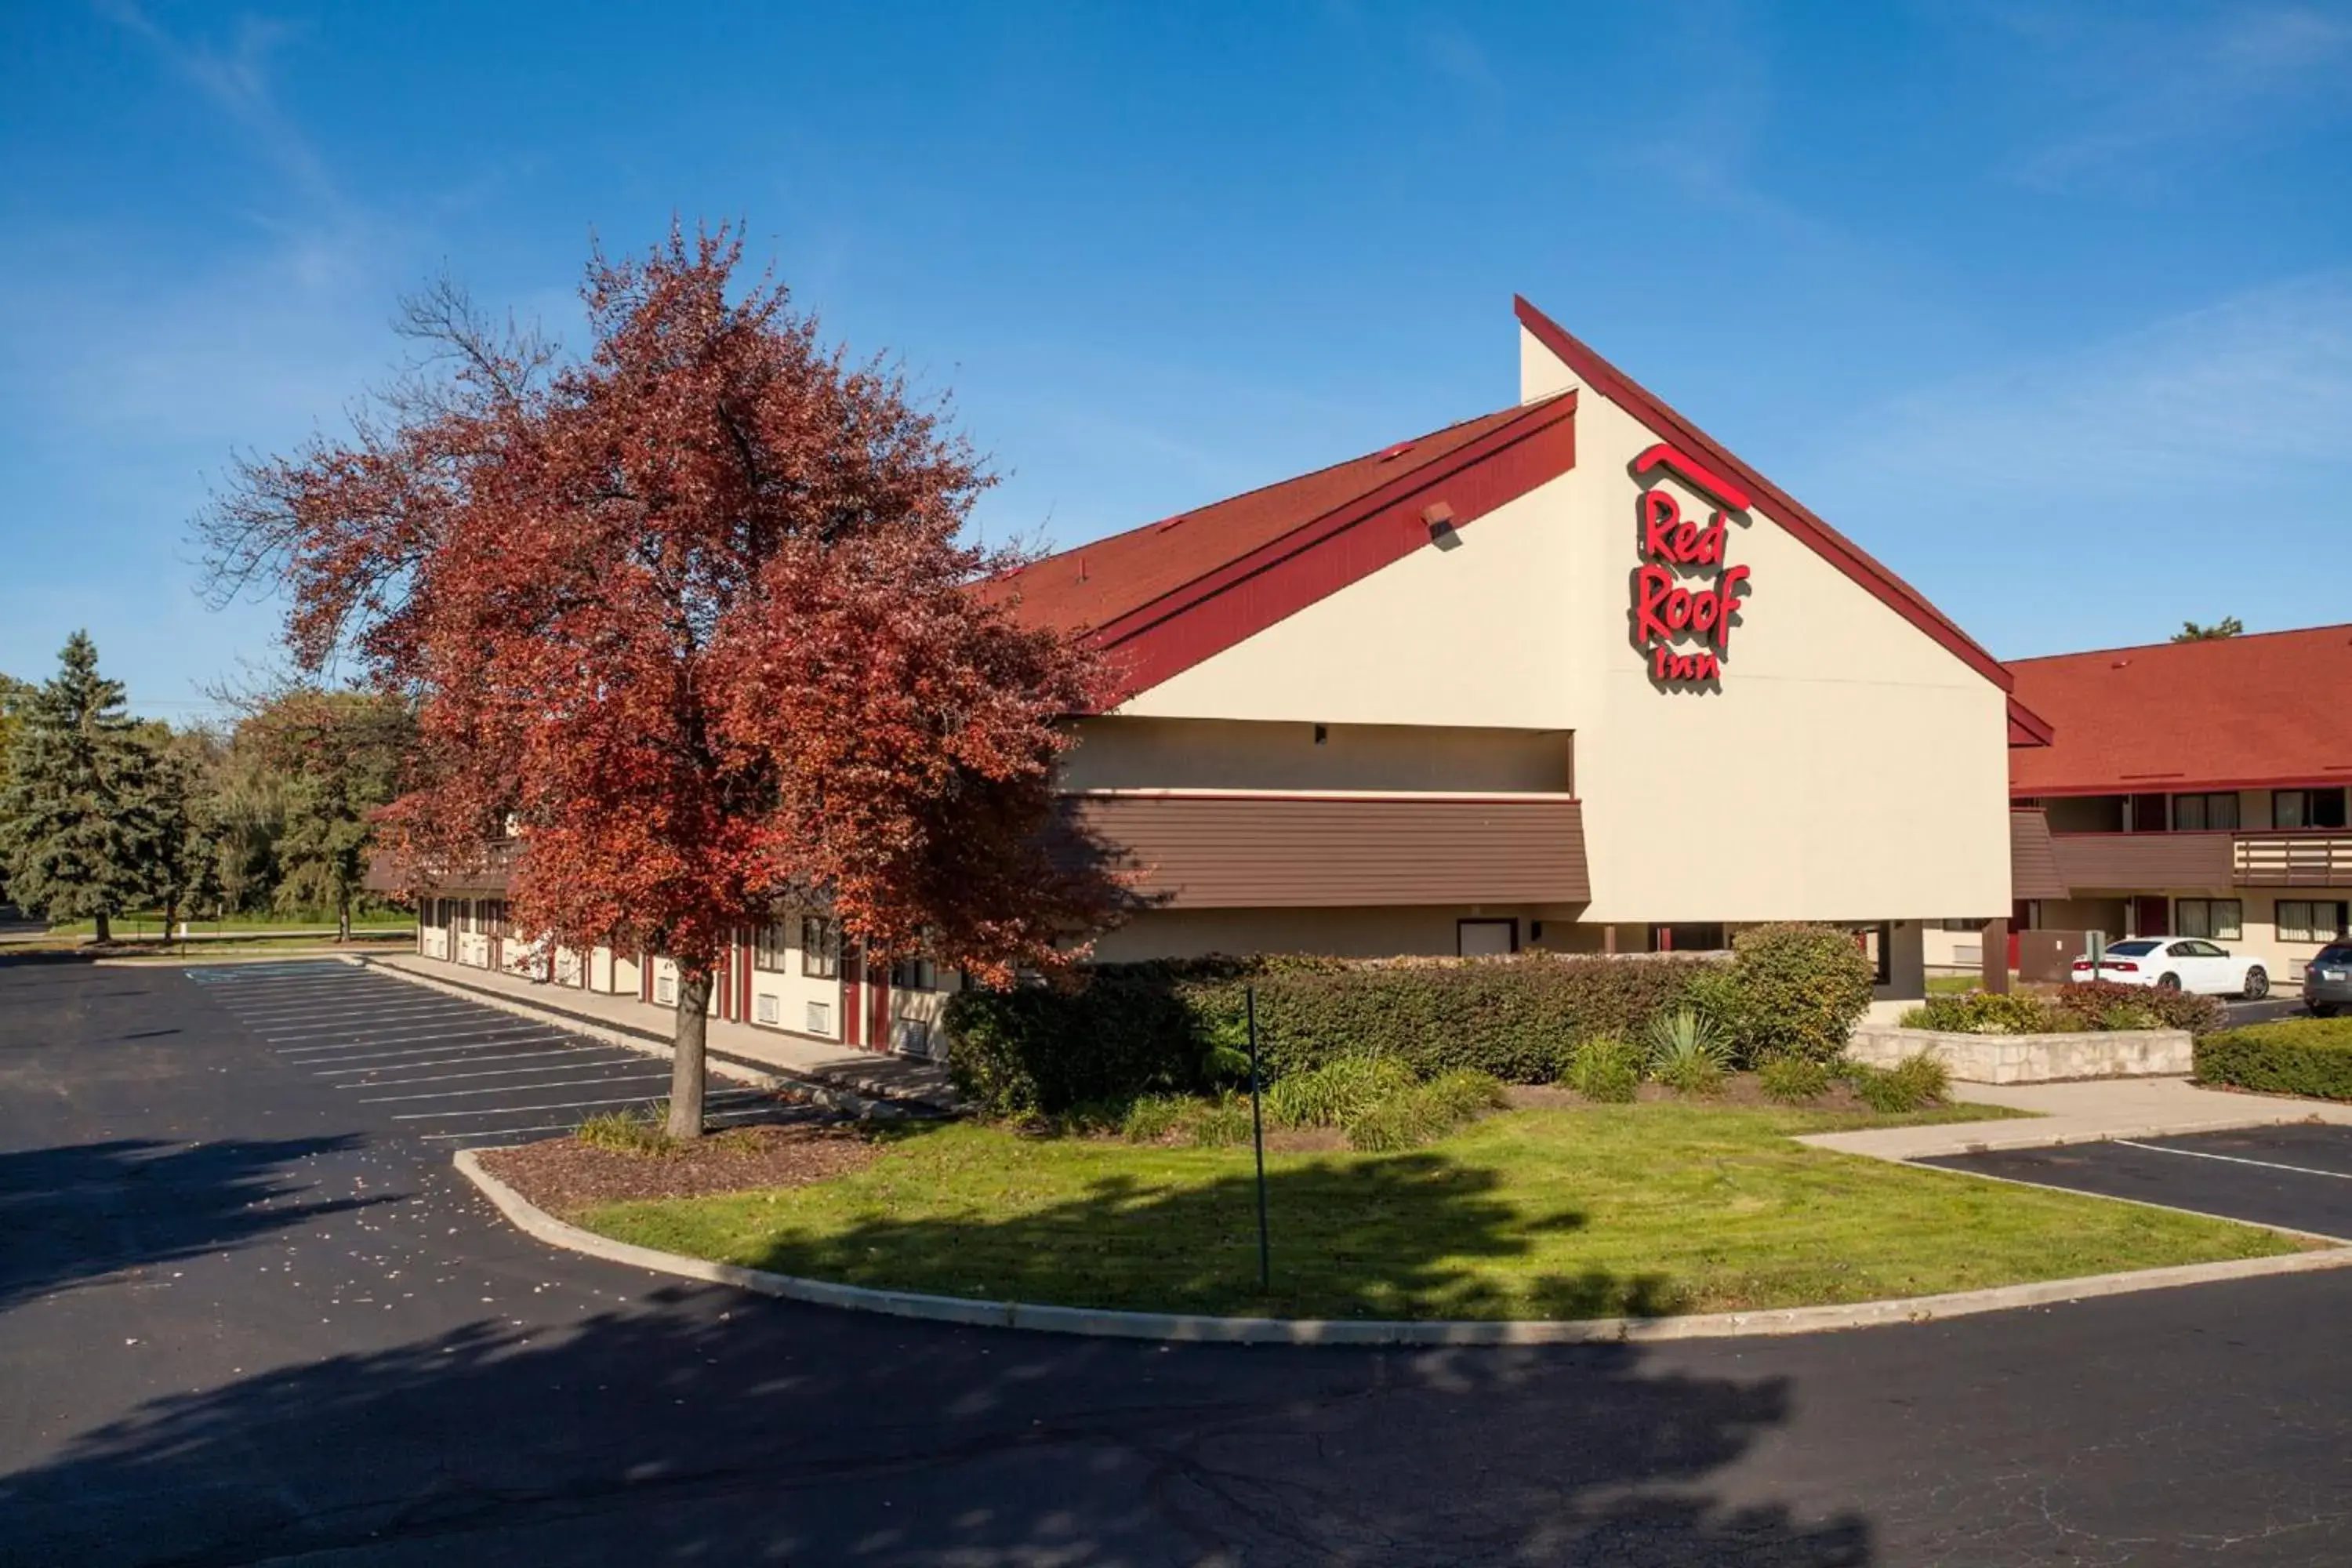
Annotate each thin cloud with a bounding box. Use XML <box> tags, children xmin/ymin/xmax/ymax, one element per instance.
<box><xmin>2002</xmin><ymin>5</ymin><xmax>2352</xmax><ymax>192</ymax></box>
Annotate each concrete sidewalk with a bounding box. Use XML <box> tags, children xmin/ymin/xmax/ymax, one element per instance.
<box><xmin>357</xmin><ymin>951</ymin><xmax>959</xmax><ymax>1115</ymax></box>
<box><xmin>1804</xmin><ymin>1076</ymin><xmax>2352</xmax><ymax>1162</ymax></box>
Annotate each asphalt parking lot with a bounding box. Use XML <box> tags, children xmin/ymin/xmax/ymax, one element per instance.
<box><xmin>186</xmin><ymin>959</ymin><xmax>802</xmax><ymax>1146</ymax></box>
<box><xmin>1920</xmin><ymin>1123</ymin><xmax>2352</xmax><ymax>1240</ymax></box>
<box><xmin>14</xmin><ymin>956</ymin><xmax>2352</xmax><ymax>1564</ymax></box>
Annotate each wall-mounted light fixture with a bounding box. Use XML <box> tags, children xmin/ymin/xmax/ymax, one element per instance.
<box><xmin>1422</xmin><ymin>501</ymin><xmax>1461</xmax><ymax>551</ymax></box>
<box><xmin>1313</xmin><ymin>724</ymin><xmax>1329</xmax><ymax>746</ymax></box>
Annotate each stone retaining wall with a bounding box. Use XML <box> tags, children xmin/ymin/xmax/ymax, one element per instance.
<box><xmin>1846</xmin><ymin>1025</ymin><xmax>2191</xmax><ymax>1084</ymax></box>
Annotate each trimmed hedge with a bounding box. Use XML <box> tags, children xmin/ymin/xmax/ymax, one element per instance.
<box><xmin>1904</xmin><ymin>982</ymin><xmax>2226</xmax><ymax>1037</ymax></box>
<box><xmin>946</xmin><ymin>953</ymin><xmax>1724</xmax><ymax>1116</ymax></box>
<box><xmin>2195</xmin><ymin>1016</ymin><xmax>2352</xmax><ymax>1101</ymax></box>
<box><xmin>1726</xmin><ymin>924</ymin><xmax>1878</xmax><ymax>1063</ymax></box>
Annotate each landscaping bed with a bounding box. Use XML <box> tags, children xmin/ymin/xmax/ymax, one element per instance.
<box><xmin>2197</xmin><ymin>1016</ymin><xmax>2352</xmax><ymax>1102</ymax></box>
<box><xmin>477</xmin><ymin>1123</ymin><xmax>879</xmax><ymax>1208</ymax></box>
<box><xmin>529</xmin><ymin>1102</ymin><xmax>2301</xmax><ymax>1323</ymax></box>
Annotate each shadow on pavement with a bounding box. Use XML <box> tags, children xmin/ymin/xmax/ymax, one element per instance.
<box><xmin>703</xmin><ymin>1139</ymin><xmax>1692</xmax><ymax>1322</ymax></box>
<box><xmin>0</xmin><ymin>1134</ymin><xmax>395</xmax><ymax>1314</ymax></box>
<box><xmin>0</xmin><ymin>1288</ymin><xmax>1872</xmax><ymax>1566</ymax></box>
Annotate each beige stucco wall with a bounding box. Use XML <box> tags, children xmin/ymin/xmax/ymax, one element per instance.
<box><xmin>1108</xmin><ymin>328</ymin><xmax>2013</xmax><ymax>927</ymax></box>
<box><xmin>1062</xmin><ymin>717</ymin><xmax>1573</xmax><ymax>794</ymax></box>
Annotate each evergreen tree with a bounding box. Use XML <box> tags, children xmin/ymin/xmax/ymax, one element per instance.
<box><xmin>141</xmin><ymin>724</ymin><xmax>221</xmax><ymax>939</ymax></box>
<box><xmin>0</xmin><ymin>673</ymin><xmax>34</xmax><ymax>908</ymax></box>
<box><xmin>0</xmin><ymin>633</ymin><xmax>162</xmax><ymax>941</ymax></box>
<box><xmin>252</xmin><ymin>689</ymin><xmax>410</xmax><ymax>941</ymax></box>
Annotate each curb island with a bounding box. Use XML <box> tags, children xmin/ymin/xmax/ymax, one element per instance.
<box><xmin>453</xmin><ymin>1147</ymin><xmax>2352</xmax><ymax>1347</ymax></box>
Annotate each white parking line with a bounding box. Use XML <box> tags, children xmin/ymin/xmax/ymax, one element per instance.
<box><xmin>274</xmin><ymin>1023</ymin><xmax>563</xmax><ymax>1054</ymax></box>
<box><xmin>333</xmin><ymin>1056</ymin><xmax>646</xmax><ymax>1087</ymax></box>
<box><xmin>248</xmin><ymin>1011</ymin><xmax>487</xmax><ymax>1034</ymax></box>
<box><xmin>2111</xmin><ymin>1139</ymin><xmax>2352</xmax><ymax>1182</ymax></box>
<box><xmin>317</xmin><ymin>1048</ymin><xmax>628</xmax><ymax>1077</ymax></box>
<box><xmin>244</xmin><ymin>1002</ymin><xmax>481</xmax><ymax>1028</ymax></box>
<box><xmin>227</xmin><ymin>984</ymin><xmax>457</xmax><ymax>1004</ymax></box>
<box><xmin>394</xmin><ymin>1088</ymin><xmax>760</xmax><ymax>1120</ymax></box>
<box><xmin>363</xmin><ymin>1072</ymin><xmax>672</xmax><ymax>1104</ymax></box>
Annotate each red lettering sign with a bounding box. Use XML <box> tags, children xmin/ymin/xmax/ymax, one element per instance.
<box><xmin>1632</xmin><ymin>475</ymin><xmax>1751</xmax><ymax>685</ymax></box>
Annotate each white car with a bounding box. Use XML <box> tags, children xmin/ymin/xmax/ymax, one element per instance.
<box><xmin>2071</xmin><ymin>938</ymin><xmax>2270</xmax><ymax>1000</ymax></box>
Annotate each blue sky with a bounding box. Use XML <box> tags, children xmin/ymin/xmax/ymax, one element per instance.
<box><xmin>3</xmin><ymin>2</ymin><xmax>2348</xmax><ymax>720</ymax></box>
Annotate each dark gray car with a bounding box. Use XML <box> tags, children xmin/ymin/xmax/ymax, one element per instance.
<box><xmin>2305</xmin><ymin>942</ymin><xmax>2352</xmax><ymax>1017</ymax></box>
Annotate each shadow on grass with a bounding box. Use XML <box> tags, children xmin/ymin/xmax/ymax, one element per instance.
<box><xmin>0</xmin><ymin>1134</ymin><xmax>395</xmax><ymax>1314</ymax></box>
<box><xmin>0</xmin><ymin>1287</ymin><xmax>1872</xmax><ymax>1565</ymax></box>
<box><xmin>655</xmin><ymin>1134</ymin><xmax>1690</xmax><ymax>1323</ymax></box>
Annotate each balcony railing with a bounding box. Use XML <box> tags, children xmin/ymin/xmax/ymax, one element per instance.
<box><xmin>2040</xmin><ymin>826</ymin><xmax>2352</xmax><ymax>892</ymax></box>
<box><xmin>2235</xmin><ymin>833</ymin><xmax>2352</xmax><ymax>887</ymax></box>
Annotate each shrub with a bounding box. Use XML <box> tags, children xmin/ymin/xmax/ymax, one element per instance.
<box><xmin>1563</xmin><ymin>1033</ymin><xmax>1644</xmax><ymax>1102</ymax></box>
<box><xmin>1889</xmin><ymin>1051</ymin><xmax>1951</xmax><ymax>1106</ymax></box>
<box><xmin>1264</xmin><ymin>1054</ymin><xmax>1417</xmax><ymax>1129</ymax></box>
<box><xmin>1679</xmin><ymin>967</ymin><xmax>1756</xmax><ymax>1060</ymax></box>
<box><xmin>2041</xmin><ymin>980</ymin><xmax>2226</xmax><ymax>1036</ymax></box>
<box><xmin>946</xmin><ymin>952</ymin><xmax>1722</xmax><ymax>1116</ymax></box>
<box><xmin>1843</xmin><ymin>1052</ymin><xmax>1949</xmax><ymax>1113</ymax></box>
<box><xmin>1342</xmin><ymin>1070</ymin><xmax>1505</xmax><ymax>1152</ymax></box>
<box><xmin>1646</xmin><ymin>1008</ymin><xmax>1731</xmax><ymax>1095</ymax></box>
<box><xmin>1729</xmin><ymin>924</ymin><xmax>1875</xmax><ymax>1064</ymax></box>
<box><xmin>576</xmin><ymin>1104</ymin><xmax>674</xmax><ymax>1156</ymax></box>
<box><xmin>1757</xmin><ymin>1054</ymin><xmax>1831</xmax><ymax>1103</ymax></box>
<box><xmin>2195</xmin><ymin>1017</ymin><xmax>2352</xmax><ymax>1101</ymax></box>
<box><xmin>1182</xmin><ymin>1092</ymin><xmax>1257</xmax><ymax>1148</ymax></box>
<box><xmin>1908</xmin><ymin>991</ymin><xmax>2056</xmax><ymax>1035</ymax></box>
<box><xmin>1119</xmin><ymin>1094</ymin><xmax>1192</xmax><ymax>1143</ymax></box>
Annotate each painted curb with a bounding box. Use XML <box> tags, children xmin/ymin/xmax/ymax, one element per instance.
<box><xmin>452</xmin><ymin>1148</ymin><xmax>2352</xmax><ymax>1346</ymax></box>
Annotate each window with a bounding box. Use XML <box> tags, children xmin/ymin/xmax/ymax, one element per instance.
<box><xmin>753</xmin><ymin>923</ymin><xmax>790</xmax><ymax>973</ymax></box>
<box><xmin>889</xmin><ymin>955</ymin><xmax>937</xmax><ymax>991</ymax></box>
<box><xmin>2176</xmin><ymin>899</ymin><xmax>2242</xmax><ymax>941</ymax></box>
<box><xmin>2170</xmin><ymin>792</ymin><xmax>2239</xmax><ymax>831</ymax></box>
<box><xmin>2278</xmin><ymin>902</ymin><xmax>2352</xmax><ymax>944</ymax></box>
<box><xmin>2274</xmin><ymin>789</ymin><xmax>2349</xmax><ymax>830</ymax></box>
<box><xmin>1940</xmin><ymin>918</ymin><xmax>1992</xmax><ymax>932</ymax></box>
<box><xmin>800</xmin><ymin>916</ymin><xmax>840</xmax><ymax>978</ymax></box>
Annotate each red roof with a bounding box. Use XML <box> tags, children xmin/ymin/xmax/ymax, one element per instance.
<box><xmin>985</xmin><ymin>393</ymin><xmax>1581</xmax><ymax>702</ymax></box>
<box><xmin>982</xmin><ymin>296</ymin><xmax>2036</xmax><ymax>726</ymax></box>
<box><xmin>2008</xmin><ymin>623</ymin><xmax>2352</xmax><ymax>797</ymax></box>
<box><xmin>988</xmin><ymin>402</ymin><xmax>1537</xmax><ymax>636</ymax></box>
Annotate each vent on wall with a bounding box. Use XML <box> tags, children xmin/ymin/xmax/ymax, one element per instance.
<box><xmin>754</xmin><ymin>993</ymin><xmax>779</xmax><ymax>1025</ymax></box>
<box><xmin>806</xmin><ymin>1000</ymin><xmax>832</xmax><ymax>1034</ymax></box>
<box><xmin>655</xmin><ymin>975</ymin><xmax>676</xmax><ymax>1006</ymax></box>
<box><xmin>893</xmin><ymin>1018</ymin><xmax>935</xmax><ymax>1058</ymax></box>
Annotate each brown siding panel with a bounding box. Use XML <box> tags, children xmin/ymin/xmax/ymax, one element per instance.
<box><xmin>2047</xmin><ymin>831</ymin><xmax>2234</xmax><ymax>891</ymax></box>
<box><xmin>2009</xmin><ymin>808</ymin><xmax>2069</xmax><ymax>900</ymax></box>
<box><xmin>1069</xmin><ymin>794</ymin><xmax>1590</xmax><ymax>908</ymax></box>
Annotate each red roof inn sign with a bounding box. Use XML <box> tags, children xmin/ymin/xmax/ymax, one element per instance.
<box><xmin>1631</xmin><ymin>444</ymin><xmax>1753</xmax><ymax>685</ymax></box>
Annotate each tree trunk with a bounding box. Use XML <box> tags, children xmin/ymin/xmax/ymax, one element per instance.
<box><xmin>667</xmin><ymin>969</ymin><xmax>713</xmax><ymax>1139</ymax></box>
<box><xmin>93</xmin><ymin>910</ymin><xmax>111</xmax><ymax>944</ymax></box>
<box><xmin>337</xmin><ymin>891</ymin><xmax>352</xmax><ymax>944</ymax></box>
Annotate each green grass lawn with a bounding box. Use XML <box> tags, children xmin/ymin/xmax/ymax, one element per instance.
<box><xmin>575</xmin><ymin>1103</ymin><xmax>2303</xmax><ymax>1322</ymax></box>
<box><xmin>44</xmin><ymin>912</ymin><xmax>415</xmax><ymax>938</ymax></box>
<box><xmin>1926</xmin><ymin>974</ymin><xmax>1981</xmax><ymax>995</ymax></box>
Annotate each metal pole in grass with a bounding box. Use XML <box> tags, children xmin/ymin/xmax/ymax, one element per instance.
<box><xmin>1247</xmin><ymin>985</ymin><xmax>1271</xmax><ymax>1293</ymax></box>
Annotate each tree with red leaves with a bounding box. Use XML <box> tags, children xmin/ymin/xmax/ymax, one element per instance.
<box><xmin>199</xmin><ymin>227</ymin><xmax>1117</xmax><ymax>1134</ymax></box>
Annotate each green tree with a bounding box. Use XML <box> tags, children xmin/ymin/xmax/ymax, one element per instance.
<box><xmin>247</xmin><ymin>689</ymin><xmax>412</xmax><ymax>941</ymax></box>
<box><xmin>198</xmin><ymin>725</ymin><xmax>285</xmax><ymax>916</ymax></box>
<box><xmin>141</xmin><ymin>724</ymin><xmax>223</xmax><ymax>938</ymax></box>
<box><xmin>0</xmin><ymin>673</ymin><xmax>35</xmax><ymax>906</ymax></box>
<box><xmin>2173</xmin><ymin>616</ymin><xmax>2243</xmax><ymax>641</ymax></box>
<box><xmin>0</xmin><ymin>633</ymin><xmax>162</xmax><ymax>941</ymax></box>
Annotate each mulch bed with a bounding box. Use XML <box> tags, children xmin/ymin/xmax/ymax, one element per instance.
<box><xmin>1508</xmin><ymin>1073</ymin><xmax>1915</xmax><ymax>1115</ymax></box>
<box><xmin>477</xmin><ymin>1123</ymin><xmax>882</xmax><ymax>1216</ymax></box>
